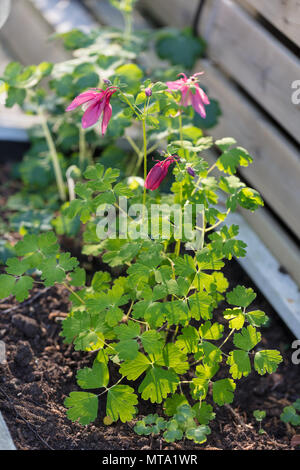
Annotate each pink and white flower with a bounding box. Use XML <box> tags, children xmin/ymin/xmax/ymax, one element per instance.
<box><xmin>66</xmin><ymin>87</ymin><xmax>117</xmax><ymax>135</ymax></box>
<box><xmin>166</xmin><ymin>73</ymin><xmax>210</xmax><ymax>118</ymax></box>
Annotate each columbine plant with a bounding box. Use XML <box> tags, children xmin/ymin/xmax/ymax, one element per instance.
<box><xmin>0</xmin><ymin>20</ymin><xmax>217</xmax><ymax>239</ymax></box>
<box><xmin>0</xmin><ymin>64</ymin><xmax>282</xmax><ymax>445</ymax></box>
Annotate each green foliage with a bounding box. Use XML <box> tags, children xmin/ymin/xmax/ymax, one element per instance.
<box><xmin>156</xmin><ymin>28</ymin><xmax>205</xmax><ymax>69</ymax></box>
<box><xmin>280</xmin><ymin>400</ymin><xmax>300</xmax><ymax>427</ymax></box>
<box><xmin>134</xmin><ymin>404</ymin><xmax>211</xmax><ymax>444</ymax></box>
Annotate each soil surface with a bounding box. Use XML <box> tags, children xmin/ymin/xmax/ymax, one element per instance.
<box><xmin>0</xmin><ymin>164</ymin><xmax>299</xmax><ymax>451</ymax></box>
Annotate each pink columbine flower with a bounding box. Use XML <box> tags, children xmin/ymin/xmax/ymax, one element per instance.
<box><xmin>145</xmin><ymin>156</ymin><xmax>176</xmax><ymax>191</ymax></box>
<box><xmin>66</xmin><ymin>87</ymin><xmax>117</xmax><ymax>135</ymax></box>
<box><xmin>166</xmin><ymin>73</ymin><xmax>210</xmax><ymax>118</ymax></box>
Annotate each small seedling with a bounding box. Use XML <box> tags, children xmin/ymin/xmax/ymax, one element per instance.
<box><xmin>253</xmin><ymin>410</ymin><xmax>266</xmax><ymax>435</ymax></box>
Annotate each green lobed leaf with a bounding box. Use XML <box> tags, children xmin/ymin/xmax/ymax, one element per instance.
<box><xmin>192</xmin><ymin>402</ymin><xmax>216</xmax><ymax>425</ymax></box>
<box><xmin>227</xmin><ymin>349</ymin><xmax>251</xmax><ymax>379</ymax></box>
<box><xmin>64</xmin><ymin>392</ymin><xmax>98</xmax><ymax>425</ymax></box>
<box><xmin>226</xmin><ymin>285</ymin><xmax>256</xmax><ymax>308</ymax></box>
<box><xmin>213</xmin><ymin>379</ymin><xmax>236</xmax><ymax>406</ymax></box>
<box><xmin>106</xmin><ymin>385</ymin><xmax>138</xmax><ymax>423</ymax></box>
<box><xmin>138</xmin><ymin>366</ymin><xmax>179</xmax><ymax>403</ymax></box>
<box><xmin>233</xmin><ymin>325</ymin><xmax>261</xmax><ymax>352</ymax></box>
<box><xmin>185</xmin><ymin>425</ymin><xmax>211</xmax><ymax>444</ymax></box>
<box><xmin>254</xmin><ymin>350</ymin><xmax>282</xmax><ymax>375</ymax></box>
<box><xmin>76</xmin><ymin>361</ymin><xmax>109</xmax><ymax>389</ymax></box>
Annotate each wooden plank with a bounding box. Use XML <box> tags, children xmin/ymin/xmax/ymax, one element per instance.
<box><xmin>197</xmin><ymin>59</ymin><xmax>300</xmax><ymax>238</ymax></box>
<box><xmin>227</xmin><ymin>210</ymin><xmax>300</xmax><ymax>339</ymax></box>
<box><xmin>205</xmin><ymin>149</ymin><xmax>300</xmax><ymax>335</ymax></box>
<box><xmin>84</xmin><ymin>0</ymin><xmax>150</xmax><ymax>29</ymax></box>
<box><xmin>203</xmin><ymin>148</ymin><xmax>300</xmax><ymax>287</ymax></box>
<box><xmin>139</xmin><ymin>0</ymin><xmax>199</xmax><ymax>27</ymax></box>
<box><xmin>200</xmin><ymin>0</ymin><xmax>300</xmax><ymax>143</ymax></box>
<box><xmin>245</xmin><ymin>0</ymin><xmax>300</xmax><ymax>47</ymax></box>
<box><xmin>240</xmin><ymin>205</ymin><xmax>300</xmax><ymax>287</ymax></box>
<box><xmin>30</xmin><ymin>0</ymin><xmax>98</xmax><ymax>33</ymax></box>
<box><xmin>0</xmin><ymin>0</ymin><xmax>68</xmax><ymax>64</ymax></box>
<box><xmin>0</xmin><ymin>0</ymin><xmax>96</xmax><ymax>140</ymax></box>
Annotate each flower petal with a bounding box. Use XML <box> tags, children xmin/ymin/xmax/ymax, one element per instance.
<box><xmin>196</xmin><ymin>85</ymin><xmax>210</xmax><ymax>105</ymax></box>
<box><xmin>81</xmin><ymin>99</ymin><xmax>103</xmax><ymax>129</ymax></box>
<box><xmin>180</xmin><ymin>88</ymin><xmax>192</xmax><ymax>107</ymax></box>
<box><xmin>191</xmin><ymin>89</ymin><xmax>207</xmax><ymax>118</ymax></box>
<box><xmin>166</xmin><ymin>80</ymin><xmax>185</xmax><ymax>91</ymax></box>
<box><xmin>101</xmin><ymin>101</ymin><xmax>112</xmax><ymax>135</ymax></box>
<box><xmin>66</xmin><ymin>90</ymin><xmax>103</xmax><ymax>111</ymax></box>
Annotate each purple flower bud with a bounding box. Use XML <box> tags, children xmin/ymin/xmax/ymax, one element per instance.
<box><xmin>145</xmin><ymin>87</ymin><xmax>152</xmax><ymax>97</ymax></box>
<box><xmin>187</xmin><ymin>167</ymin><xmax>195</xmax><ymax>178</ymax></box>
<box><xmin>103</xmin><ymin>79</ymin><xmax>112</xmax><ymax>85</ymax></box>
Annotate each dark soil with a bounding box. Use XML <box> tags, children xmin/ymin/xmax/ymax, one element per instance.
<box><xmin>0</xmin><ymin>164</ymin><xmax>299</xmax><ymax>451</ymax></box>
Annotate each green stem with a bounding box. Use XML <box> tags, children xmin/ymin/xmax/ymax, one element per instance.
<box><xmin>142</xmin><ymin>118</ymin><xmax>147</xmax><ymax>208</ymax></box>
<box><xmin>39</xmin><ymin>107</ymin><xmax>66</xmax><ymax>201</ymax></box>
<box><xmin>174</xmin><ymin>112</ymin><xmax>184</xmax><ymax>256</ymax></box>
<box><xmin>62</xmin><ymin>282</ymin><xmax>85</xmax><ymax>305</ymax></box>
<box><xmin>119</xmin><ymin>91</ymin><xmax>141</xmax><ymax>118</ymax></box>
<box><xmin>124</xmin><ymin>10</ymin><xmax>133</xmax><ymax>44</ymax></box>
<box><xmin>79</xmin><ymin>127</ymin><xmax>89</xmax><ymax>171</ymax></box>
<box><xmin>200</xmin><ymin>206</ymin><xmax>206</xmax><ymax>250</ymax></box>
<box><xmin>179</xmin><ymin>112</ymin><xmax>183</xmax><ymax>142</ymax></box>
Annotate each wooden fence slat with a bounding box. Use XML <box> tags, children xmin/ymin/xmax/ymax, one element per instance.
<box><xmin>201</xmin><ymin>0</ymin><xmax>300</xmax><ymax>143</ymax></box>
<box><xmin>84</xmin><ymin>0</ymin><xmax>150</xmax><ymax>29</ymax></box>
<box><xmin>30</xmin><ymin>0</ymin><xmax>98</xmax><ymax>33</ymax></box>
<box><xmin>227</xmin><ymin>210</ymin><xmax>300</xmax><ymax>339</ymax></box>
<box><xmin>198</xmin><ymin>59</ymin><xmax>300</xmax><ymax>237</ymax></box>
<box><xmin>245</xmin><ymin>0</ymin><xmax>300</xmax><ymax>47</ymax></box>
<box><xmin>204</xmin><ymin>149</ymin><xmax>300</xmax><ymax>287</ymax></box>
<box><xmin>139</xmin><ymin>0</ymin><xmax>199</xmax><ymax>28</ymax></box>
<box><xmin>0</xmin><ymin>0</ymin><xmax>68</xmax><ymax>64</ymax></box>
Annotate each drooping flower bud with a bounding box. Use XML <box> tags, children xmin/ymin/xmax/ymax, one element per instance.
<box><xmin>145</xmin><ymin>87</ymin><xmax>152</xmax><ymax>97</ymax></box>
<box><xmin>187</xmin><ymin>167</ymin><xmax>195</xmax><ymax>177</ymax></box>
<box><xmin>103</xmin><ymin>79</ymin><xmax>112</xmax><ymax>85</ymax></box>
<box><xmin>145</xmin><ymin>157</ymin><xmax>175</xmax><ymax>191</ymax></box>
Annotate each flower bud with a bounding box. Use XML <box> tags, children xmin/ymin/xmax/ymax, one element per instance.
<box><xmin>103</xmin><ymin>79</ymin><xmax>112</xmax><ymax>85</ymax></box>
<box><xmin>145</xmin><ymin>157</ymin><xmax>175</xmax><ymax>191</ymax></box>
<box><xmin>187</xmin><ymin>167</ymin><xmax>195</xmax><ymax>177</ymax></box>
<box><xmin>145</xmin><ymin>87</ymin><xmax>152</xmax><ymax>97</ymax></box>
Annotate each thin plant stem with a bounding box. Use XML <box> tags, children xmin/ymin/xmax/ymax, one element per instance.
<box><xmin>207</xmin><ymin>162</ymin><xmax>217</xmax><ymax>174</ymax></box>
<box><xmin>142</xmin><ymin>117</ymin><xmax>147</xmax><ymax>208</ymax></box>
<box><xmin>174</xmin><ymin>112</ymin><xmax>184</xmax><ymax>256</ymax></box>
<box><xmin>66</xmin><ymin>166</ymin><xmax>77</xmax><ymax>202</ymax></box>
<box><xmin>200</xmin><ymin>206</ymin><xmax>206</xmax><ymax>250</ymax></box>
<box><xmin>62</xmin><ymin>282</ymin><xmax>85</xmax><ymax>305</ymax></box>
<box><xmin>124</xmin><ymin>10</ymin><xmax>133</xmax><ymax>44</ymax></box>
<box><xmin>126</xmin><ymin>134</ymin><xmax>141</xmax><ymax>157</ymax></box>
<box><xmin>39</xmin><ymin>107</ymin><xmax>66</xmax><ymax>201</ymax></box>
<box><xmin>79</xmin><ymin>126</ymin><xmax>89</xmax><ymax>171</ymax></box>
<box><xmin>195</xmin><ymin>209</ymin><xmax>230</xmax><ymax>233</ymax></box>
